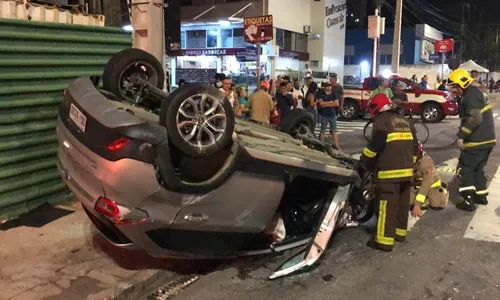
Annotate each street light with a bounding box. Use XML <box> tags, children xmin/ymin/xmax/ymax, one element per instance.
<box><xmin>122</xmin><ymin>25</ymin><xmax>133</xmax><ymax>32</ymax></box>
<box><xmin>360</xmin><ymin>60</ymin><xmax>369</xmax><ymax>82</ymax></box>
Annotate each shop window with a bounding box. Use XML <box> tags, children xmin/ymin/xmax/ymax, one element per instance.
<box><xmin>293</xmin><ymin>33</ymin><xmax>308</xmax><ymax>52</ymax></box>
<box><xmin>310</xmin><ymin>60</ymin><xmax>319</xmax><ymax>68</ymax></box>
<box><xmin>207</xmin><ymin>29</ymin><xmax>218</xmax><ymax>48</ymax></box>
<box><xmin>284</xmin><ymin>30</ymin><xmax>292</xmax><ymax>50</ymax></box>
<box><xmin>233</xmin><ymin>28</ymin><xmax>250</xmax><ymax>48</ymax></box>
<box><xmin>276</xmin><ymin>28</ymin><xmax>284</xmax><ymax>48</ymax></box>
<box><xmin>186</xmin><ymin>30</ymin><xmax>206</xmax><ymax>49</ymax></box>
<box><xmin>221</xmin><ymin>29</ymin><xmax>233</xmax><ymax>48</ymax></box>
<box><xmin>181</xmin><ymin>31</ymin><xmax>186</xmax><ymax>49</ymax></box>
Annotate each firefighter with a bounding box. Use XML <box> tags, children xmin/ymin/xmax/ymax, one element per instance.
<box><xmin>360</xmin><ymin>93</ymin><xmax>418</xmax><ymax>251</ymax></box>
<box><xmin>448</xmin><ymin>69</ymin><xmax>496</xmax><ymax>211</ymax></box>
<box><xmin>410</xmin><ymin>142</ymin><xmax>449</xmax><ymax>217</ymax></box>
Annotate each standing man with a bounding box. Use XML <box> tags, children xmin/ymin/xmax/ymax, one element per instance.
<box><xmin>470</xmin><ymin>70</ymin><xmax>480</xmax><ymax>87</ymax></box>
<box><xmin>360</xmin><ymin>93</ymin><xmax>417</xmax><ymax>251</ymax></box>
<box><xmin>303</xmin><ymin>63</ymin><xmax>312</xmax><ymax>81</ymax></box>
<box><xmin>219</xmin><ymin>75</ymin><xmax>235</xmax><ymax>108</ymax></box>
<box><xmin>246</xmin><ymin>81</ymin><xmax>275</xmax><ymax>124</ymax></box>
<box><xmin>392</xmin><ymin>81</ymin><xmax>408</xmax><ymax>114</ymax></box>
<box><xmin>448</xmin><ymin>69</ymin><xmax>496</xmax><ymax>211</ymax></box>
<box><xmin>292</xmin><ymin>79</ymin><xmax>304</xmax><ymax>109</ymax></box>
<box><xmin>302</xmin><ymin>76</ymin><xmax>312</xmax><ymax>96</ymax></box>
<box><xmin>329</xmin><ymin>73</ymin><xmax>344</xmax><ymax>116</ymax></box>
<box><xmin>317</xmin><ymin>82</ymin><xmax>341</xmax><ymax>149</ymax></box>
<box><xmin>275</xmin><ymin>82</ymin><xmax>295</xmax><ymax>122</ymax></box>
<box><xmin>369</xmin><ymin>77</ymin><xmax>394</xmax><ymax>100</ymax></box>
<box><xmin>420</xmin><ymin>75</ymin><xmax>429</xmax><ymax>89</ymax></box>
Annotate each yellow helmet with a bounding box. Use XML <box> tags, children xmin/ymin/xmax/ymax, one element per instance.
<box><xmin>448</xmin><ymin>68</ymin><xmax>473</xmax><ymax>89</ymax></box>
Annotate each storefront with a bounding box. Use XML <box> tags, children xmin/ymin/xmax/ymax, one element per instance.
<box><xmin>169</xmin><ymin>46</ymin><xmax>272</xmax><ymax>88</ymax></box>
<box><xmin>275</xmin><ymin>49</ymin><xmax>310</xmax><ymax>78</ymax></box>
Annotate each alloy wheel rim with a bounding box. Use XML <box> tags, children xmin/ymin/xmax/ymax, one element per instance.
<box><xmin>423</xmin><ymin>107</ymin><xmax>438</xmax><ymax>121</ymax></box>
<box><xmin>176</xmin><ymin>93</ymin><xmax>227</xmax><ymax>149</ymax></box>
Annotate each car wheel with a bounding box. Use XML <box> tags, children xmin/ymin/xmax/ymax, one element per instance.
<box><xmin>341</xmin><ymin>99</ymin><xmax>360</xmax><ymax>120</ymax></box>
<box><xmin>279</xmin><ymin>109</ymin><xmax>315</xmax><ymax>137</ymax></box>
<box><xmin>163</xmin><ymin>84</ymin><xmax>235</xmax><ymax>157</ymax></box>
<box><xmin>420</xmin><ymin>102</ymin><xmax>443</xmax><ymax>123</ymax></box>
<box><xmin>103</xmin><ymin>48</ymin><xmax>165</xmax><ymax>103</ymax></box>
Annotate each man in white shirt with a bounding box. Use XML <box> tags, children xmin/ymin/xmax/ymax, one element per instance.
<box><xmin>219</xmin><ymin>75</ymin><xmax>235</xmax><ymax>107</ymax></box>
<box><xmin>292</xmin><ymin>79</ymin><xmax>304</xmax><ymax>109</ymax></box>
<box><xmin>303</xmin><ymin>64</ymin><xmax>312</xmax><ymax>80</ymax></box>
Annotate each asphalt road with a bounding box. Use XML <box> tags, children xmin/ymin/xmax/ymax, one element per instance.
<box><xmin>159</xmin><ymin>100</ymin><xmax>500</xmax><ymax>300</ymax></box>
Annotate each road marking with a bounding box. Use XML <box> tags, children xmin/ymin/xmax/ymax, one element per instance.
<box><xmin>409</xmin><ymin>158</ymin><xmax>459</xmax><ymax>231</ymax></box>
<box><xmin>464</xmin><ymin>165</ymin><xmax>500</xmax><ymax>243</ymax></box>
<box><xmin>494</xmin><ymin>113</ymin><xmax>499</xmax><ymax>118</ymax></box>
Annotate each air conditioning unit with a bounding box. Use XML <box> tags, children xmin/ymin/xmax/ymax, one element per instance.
<box><xmin>303</xmin><ymin>25</ymin><xmax>311</xmax><ymax>34</ymax></box>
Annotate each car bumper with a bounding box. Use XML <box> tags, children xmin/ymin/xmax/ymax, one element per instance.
<box><xmin>56</xmin><ymin>118</ymin><xmax>285</xmax><ymax>258</ymax></box>
<box><xmin>56</xmin><ymin>118</ymin><xmax>198</xmax><ymax>257</ymax></box>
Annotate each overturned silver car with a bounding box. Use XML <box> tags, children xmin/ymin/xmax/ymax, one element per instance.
<box><xmin>56</xmin><ymin>48</ymin><xmax>372</xmax><ymax>279</ymax></box>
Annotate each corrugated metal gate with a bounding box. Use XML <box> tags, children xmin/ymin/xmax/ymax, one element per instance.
<box><xmin>0</xmin><ymin>18</ymin><xmax>131</xmax><ymax>221</ymax></box>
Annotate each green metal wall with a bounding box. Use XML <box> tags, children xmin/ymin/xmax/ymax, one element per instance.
<box><xmin>0</xmin><ymin>18</ymin><xmax>131</xmax><ymax>221</ymax></box>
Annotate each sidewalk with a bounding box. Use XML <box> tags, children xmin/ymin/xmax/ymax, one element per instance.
<box><xmin>0</xmin><ymin>201</ymin><xmax>182</xmax><ymax>300</ymax></box>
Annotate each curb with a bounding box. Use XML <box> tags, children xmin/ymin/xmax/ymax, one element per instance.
<box><xmin>85</xmin><ymin>270</ymin><xmax>179</xmax><ymax>300</ymax></box>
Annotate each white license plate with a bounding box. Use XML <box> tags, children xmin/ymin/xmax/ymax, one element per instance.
<box><xmin>69</xmin><ymin>103</ymin><xmax>87</xmax><ymax>132</ymax></box>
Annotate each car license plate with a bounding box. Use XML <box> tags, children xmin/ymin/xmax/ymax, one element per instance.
<box><xmin>69</xmin><ymin>103</ymin><xmax>87</xmax><ymax>132</ymax></box>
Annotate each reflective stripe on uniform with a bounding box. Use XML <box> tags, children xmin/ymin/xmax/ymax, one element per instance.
<box><xmin>460</xmin><ymin>127</ymin><xmax>472</xmax><ymax>134</ymax></box>
<box><xmin>431</xmin><ymin>180</ymin><xmax>442</xmax><ymax>188</ymax></box>
<box><xmin>363</xmin><ymin>147</ymin><xmax>377</xmax><ymax>158</ymax></box>
<box><xmin>413</xmin><ymin>156</ymin><xmax>417</xmax><ymax>163</ymax></box>
<box><xmin>386</xmin><ymin>132</ymin><xmax>413</xmax><ymax>143</ymax></box>
<box><xmin>459</xmin><ymin>186</ymin><xmax>476</xmax><ymax>192</ymax></box>
<box><xmin>395</xmin><ymin>228</ymin><xmax>407</xmax><ymax>237</ymax></box>
<box><xmin>375</xmin><ymin>200</ymin><xmax>394</xmax><ymax>246</ymax></box>
<box><xmin>416</xmin><ymin>194</ymin><xmax>426</xmax><ymax>203</ymax></box>
<box><xmin>464</xmin><ymin>139</ymin><xmax>497</xmax><ymax>149</ymax></box>
<box><xmin>481</xmin><ymin>104</ymin><xmax>492</xmax><ymax>113</ymax></box>
<box><xmin>378</xmin><ymin>168</ymin><xmax>414</xmax><ymax>179</ymax></box>
<box><xmin>476</xmin><ymin>190</ymin><xmax>488</xmax><ymax>195</ymax></box>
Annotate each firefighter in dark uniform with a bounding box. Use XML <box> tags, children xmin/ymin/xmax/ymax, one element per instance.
<box><xmin>360</xmin><ymin>93</ymin><xmax>418</xmax><ymax>251</ymax></box>
<box><xmin>448</xmin><ymin>69</ymin><xmax>496</xmax><ymax>211</ymax></box>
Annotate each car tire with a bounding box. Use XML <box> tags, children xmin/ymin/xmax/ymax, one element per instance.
<box><xmin>420</xmin><ymin>102</ymin><xmax>443</xmax><ymax>123</ymax></box>
<box><xmin>103</xmin><ymin>48</ymin><xmax>165</xmax><ymax>103</ymax></box>
<box><xmin>163</xmin><ymin>84</ymin><xmax>235</xmax><ymax>157</ymax></box>
<box><xmin>279</xmin><ymin>109</ymin><xmax>315</xmax><ymax>137</ymax></box>
<box><xmin>341</xmin><ymin>99</ymin><xmax>360</xmax><ymax>121</ymax></box>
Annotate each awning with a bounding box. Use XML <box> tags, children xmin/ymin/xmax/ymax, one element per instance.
<box><xmin>459</xmin><ymin>60</ymin><xmax>489</xmax><ymax>73</ymax></box>
<box><xmin>181</xmin><ymin>0</ymin><xmax>264</xmax><ymax>23</ymax></box>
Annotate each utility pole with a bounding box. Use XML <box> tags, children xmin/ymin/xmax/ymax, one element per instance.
<box><xmin>372</xmin><ymin>1</ymin><xmax>382</xmax><ymax>76</ymax></box>
<box><xmin>391</xmin><ymin>0</ymin><xmax>403</xmax><ymax>73</ymax></box>
<box><xmin>458</xmin><ymin>1</ymin><xmax>466</xmax><ymax>63</ymax></box>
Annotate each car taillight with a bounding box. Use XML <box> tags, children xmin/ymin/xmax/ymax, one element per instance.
<box><xmin>107</xmin><ymin>138</ymin><xmax>129</xmax><ymax>152</ymax></box>
<box><xmin>94</xmin><ymin>197</ymin><xmax>149</xmax><ymax>225</ymax></box>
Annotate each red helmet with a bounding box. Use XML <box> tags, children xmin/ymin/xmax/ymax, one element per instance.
<box><xmin>367</xmin><ymin>93</ymin><xmax>392</xmax><ymax>116</ymax></box>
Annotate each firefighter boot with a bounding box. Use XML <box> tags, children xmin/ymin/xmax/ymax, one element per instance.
<box><xmin>456</xmin><ymin>191</ymin><xmax>476</xmax><ymax>212</ymax></box>
<box><xmin>474</xmin><ymin>194</ymin><xmax>488</xmax><ymax>205</ymax></box>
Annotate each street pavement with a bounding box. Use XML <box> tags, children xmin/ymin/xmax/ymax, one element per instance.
<box><xmin>168</xmin><ymin>96</ymin><xmax>500</xmax><ymax>300</ymax></box>
<box><xmin>2</xmin><ymin>96</ymin><xmax>500</xmax><ymax>300</ymax></box>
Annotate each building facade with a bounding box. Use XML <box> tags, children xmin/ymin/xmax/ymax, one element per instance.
<box><xmin>169</xmin><ymin>0</ymin><xmax>348</xmax><ymax>86</ymax></box>
<box><xmin>344</xmin><ymin>24</ymin><xmax>445</xmax><ymax>79</ymax></box>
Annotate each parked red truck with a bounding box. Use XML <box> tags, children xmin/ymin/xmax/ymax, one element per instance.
<box><xmin>341</xmin><ymin>75</ymin><xmax>459</xmax><ymax>123</ymax></box>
